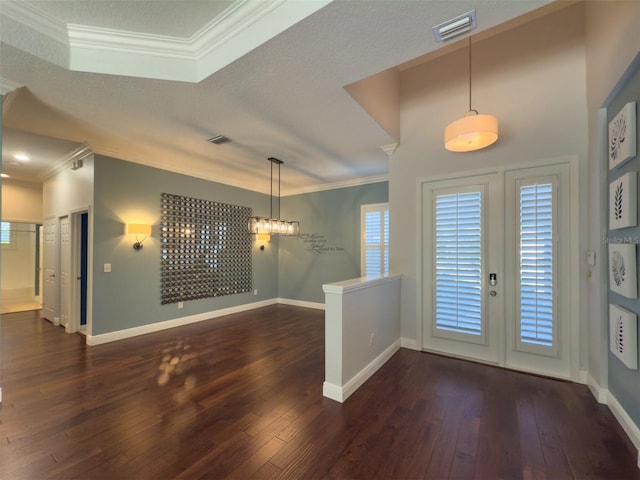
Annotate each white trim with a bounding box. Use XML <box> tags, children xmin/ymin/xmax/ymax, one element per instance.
<box><xmin>401</xmin><ymin>337</ymin><xmax>418</xmax><ymax>350</ymax></box>
<box><xmin>86</xmin><ymin>299</ymin><xmax>277</xmax><ymax>346</ymax></box>
<box><xmin>0</xmin><ymin>1</ymin><xmax>69</xmax><ymax>46</ymax></box>
<box><xmin>322</xmin><ymin>274</ymin><xmax>401</xmax><ymax>295</ymax></box>
<box><xmin>380</xmin><ymin>143</ymin><xmax>398</xmax><ymax>157</ymax></box>
<box><xmin>323</xmin><ymin>339</ymin><xmax>400</xmax><ymax>403</ymax></box>
<box><xmin>0</xmin><ymin>387</ymin><xmax>2</xmax><ymax>404</ymax></box>
<box><xmin>3</xmin><ymin>0</ymin><xmax>333</xmax><ymax>82</ymax></box>
<box><xmin>587</xmin><ymin>373</ymin><xmax>640</xmax><ymax>467</ymax></box>
<box><xmin>607</xmin><ymin>390</ymin><xmax>640</xmax><ymax>468</ymax></box>
<box><xmin>0</xmin><ymin>77</ymin><xmax>23</xmax><ymax>96</ymax></box>
<box><xmin>284</xmin><ymin>174</ymin><xmax>389</xmax><ymax>196</ymax></box>
<box><xmin>277</xmin><ymin>298</ymin><xmax>325</xmax><ymax>310</ymax></box>
<box><xmin>40</xmin><ymin>146</ymin><xmax>93</xmax><ymax>181</ymax></box>
<box><xmin>587</xmin><ymin>373</ymin><xmax>608</xmax><ymax>404</ymax></box>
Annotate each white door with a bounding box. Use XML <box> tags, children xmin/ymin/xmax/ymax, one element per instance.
<box><xmin>422</xmin><ymin>163</ymin><xmax>572</xmax><ymax>379</ymax></box>
<box><xmin>59</xmin><ymin>216</ymin><xmax>71</xmax><ymax>329</ymax></box>
<box><xmin>42</xmin><ymin>218</ymin><xmax>58</xmax><ymax>323</ymax></box>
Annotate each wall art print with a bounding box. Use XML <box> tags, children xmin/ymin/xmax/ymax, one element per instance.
<box><xmin>609</xmin><ymin>101</ymin><xmax>637</xmax><ymax>169</ymax></box>
<box><xmin>609</xmin><ymin>303</ymin><xmax>638</xmax><ymax>370</ymax></box>
<box><xmin>160</xmin><ymin>193</ymin><xmax>252</xmax><ymax>305</ymax></box>
<box><xmin>608</xmin><ymin>243</ymin><xmax>637</xmax><ymax>298</ymax></box>
<box><xmin>609</xmin><ymin>171</ymin><xmax>637</xmax><ymax>229</ymax></box>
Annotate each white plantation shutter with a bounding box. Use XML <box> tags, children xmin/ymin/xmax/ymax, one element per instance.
<box><xmin>519</xmin><ymin>183</ymin><xmax>554</xmax><ymax>348</ymax></box>
<box><xmin>1</xmin><ymin>222</ymin><xmax>12</xmax><ymax>245</ymax></box>
<box><xmin>361</xmin><ymin>204</ymin><xmax>389</xmax><ymax>276</ymax></box>
<box><xmin>435</xmin><ymin>191</ymin><xmax>482</xmax><ymax>336</ymax></box>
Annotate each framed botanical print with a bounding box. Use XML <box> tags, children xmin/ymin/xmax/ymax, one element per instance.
<box><xmin>609</xmin><ymin>171</ymin><xmax>637</xmax><ymax>229</ymax></box>
<box><xmin>609</xmin><ymin>243</ymin><xmax>637</xmax><ymax>298</ymax></box>
<box><xmin>609</xmin><ymin>101</ymin><xmax>637</xmax><ymax>169</ymax></box>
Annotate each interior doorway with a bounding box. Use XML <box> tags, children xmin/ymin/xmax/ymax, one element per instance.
<box><xmin>0</xmin><ymin>221</ymin><xmax>43</xmax><ymax>314</ymax></box>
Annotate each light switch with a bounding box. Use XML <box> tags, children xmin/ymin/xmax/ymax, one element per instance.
<box><xmin>104</xmin><ymin>263</ymin><xmax>112</xmax><ymax>273</ymax></box>
<box><xmin>586</xmin><ymin>251</ymin><xmax>596</xmax><ymax>266</ymax></box>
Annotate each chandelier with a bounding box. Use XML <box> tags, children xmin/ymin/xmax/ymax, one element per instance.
<box><xmin>248</xmin><ymin>157</ymin><xmax>300</xmax><ymax>236</ymax></box>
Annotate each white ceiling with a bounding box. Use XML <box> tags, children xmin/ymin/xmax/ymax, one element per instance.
<box><xmin>0</xmin><ymin>0</ymin><xmax>555</xmax><ymax>195</ymax></box>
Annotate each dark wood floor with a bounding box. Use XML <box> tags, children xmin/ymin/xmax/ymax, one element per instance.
<box><xmin>1</xmin><ymin>306</ymin><xmax>638</xmax><ymax>480</ymax></box>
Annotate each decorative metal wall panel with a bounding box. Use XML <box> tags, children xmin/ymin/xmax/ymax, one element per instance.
<box><xmin>160</xmin><ymin>193</ymin><xmax>252</xmax><ymax>304</ymax></box>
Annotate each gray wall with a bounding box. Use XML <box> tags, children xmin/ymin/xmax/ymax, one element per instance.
<box><xmin>606</xmin><ymin>63</ymin><xmax>640</xmax><ymax>427</ymax></box>
<box><xmin>279</xmin><ymin>182</ymin><xmax>388</xmax><ymax>304</ymax></box>
<box><xmin>92</xmin><ymin>155</ymin><xmax>277</xmax><ymax>335</ymax></box>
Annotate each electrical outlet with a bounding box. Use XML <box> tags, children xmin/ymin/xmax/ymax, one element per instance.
<box><xmin>104</xmin><ymin>263</ymin><xmax>111</xmax><ymax>273</ymax></box>
<box><xmin>178</xmin><ymin>302</ymin><xmax>184</xmax><ymax>309</ymax></box>
<box><xmin>253</xmin><ymin>289</ymin><xmax>258</xmax><ymax>296</ymax></box>
<box><xmin>369</xmin><ymin>333</ymin><xmax>375</xmax><ymax>346</ymax></box>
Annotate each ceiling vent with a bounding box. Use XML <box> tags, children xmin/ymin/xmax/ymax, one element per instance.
<box><xmin>207</xmin><ymin>134</ymin><xmax>231</xmax><ymax>145</ymax></box>
<box><xmin>433</xmin><ymin>10</ymin><xmax>477</xmax><ymax>42</ymax></box>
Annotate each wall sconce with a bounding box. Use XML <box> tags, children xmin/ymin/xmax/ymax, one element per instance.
<box><xmin>256</xmin><ymin>233</ymin><xmax>271</xmax><ymax>250</ymax></box>
<box><xmin>127</xmin><ymin>223</ymin><xmax>152</xmax><ymax>251</ymax></box>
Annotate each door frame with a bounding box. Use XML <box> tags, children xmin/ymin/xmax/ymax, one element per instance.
<box><xmin>68</xmin><ymin>207</ymin><xmax>92</xmax><ymax>335</ymax></box>
<box><xmin>416</xmin><ymin>156</ymin><xmax>581</xmax><ymax>381</ymax></box>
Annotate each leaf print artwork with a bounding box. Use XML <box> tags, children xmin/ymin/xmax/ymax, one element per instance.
<box><xmin>614</xmin><ymin>182</ymin><xmax>624</xmax><ymax>220</ymax></box>
<box><xmin>612</xmin><ymin>250</ymin><xmax>625</xmax><ymax>287</ymax></box>
<box><xmin>610</xmin><ymin>115</ymin><xmax>627</xmax><ymax>162</ymax></box>
<box><xmin>609</xmin><ymin>102</ymin><xmax>637</xmax><ymax>169</ymax></box>
<box><xmin>609</xmin><ymin>243</ymin><xmax>637</xmax><ymax>298</ymax></box>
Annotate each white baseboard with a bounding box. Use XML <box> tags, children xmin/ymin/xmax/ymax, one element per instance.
<box><xmin>586</xmin><ymin>373</ymin><xmax>608</xmax><ymax>404</ymax></box>
<box><xmin>401</xmin><ymin>337</ymin><xmax>418</xmax><ymax>350</ymax></box>
<box><xmin>607</xmin><ymin>390</ymin><xmax>640</xmax><ymax>468</ymax></box>
<box><xmin>86</xmin><ymin>299</ymin><xmax>277</xmax><ymax>346</ymax></box>
<box><xmin>587</xmin><ymin>373</ymin><xmax>640</xmax><ymax>467</ymax></box>
<box><xmin>277</xmin><ymin>298</ymin><xmax>325</xmax><ymax>310</ymax></box>
<box><xmin>323</xmin><ymin>339</ymin><xmax>401</xmax><ymax>403</ymax></box>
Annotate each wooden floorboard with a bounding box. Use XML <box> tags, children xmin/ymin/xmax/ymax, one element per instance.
<box><xmin>1</xmin><ymin>306</ymin><xmax>638</xmax><ymax>479</ymax></box>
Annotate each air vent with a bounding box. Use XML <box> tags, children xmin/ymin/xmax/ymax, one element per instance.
<box><xmin>433</xmin><ymin>10</ymin><xmax>477</xmax><ymax>42</ymax></box>
<box><xmin>207</xmin><ymin>134</ymin><xmax>230</xmax><ymax>145</ymax></box>
<box><xmin>609</xmin><ymin>304</ymin><xmax>638</xmax><ymax>370</ymax></box>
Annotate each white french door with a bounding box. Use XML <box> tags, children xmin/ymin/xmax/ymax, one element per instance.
<box><xmin>422</xmin><ymin>163</ymin><xmax>572</xmax><ymax>379</ymax></box>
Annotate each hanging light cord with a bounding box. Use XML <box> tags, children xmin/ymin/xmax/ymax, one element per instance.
<box><xmin>467</xmin><ymin>36</ymin><xmax>478</xmax><ymax>117</ymax></box>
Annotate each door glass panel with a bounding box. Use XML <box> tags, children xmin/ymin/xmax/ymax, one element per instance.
<box><xmin>519</xmin><ymin>183</ymin><xmax>554</xmax><ymax>347</ymax></box>
<box><xmin>435</xmin><ymin>192</ymin><xmax>482</xmax><ymax>336</ymax></box>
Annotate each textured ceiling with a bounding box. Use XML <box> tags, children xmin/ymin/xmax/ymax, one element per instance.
<box><xmin>0</xmin><ymin>0</ymin><xmax>556</xmax><ymax>195</ymax></box>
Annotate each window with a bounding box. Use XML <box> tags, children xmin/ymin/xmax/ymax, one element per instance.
<box><xmin>434</xmin><ymin>191</ymin><xmax>483</xmax><ymax>336</ymax></box>
<box><xmin>1</xmin><ymin>222</ymin><xmax>14</xmax><ymax>247</ymax></box>
<box><xmin>361</xmin><ymin>203</ymin><xmax>389</xmax><ymax>276</ymax></box>
<box><xmin>519</xmin><ymin>183</ymin><xmax>554</xmax><ymax>348</ymax></box>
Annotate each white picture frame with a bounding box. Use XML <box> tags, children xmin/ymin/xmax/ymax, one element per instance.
<box><xmin>609</xmin><ymin>304</ymin><xmax>638</xmax><ymax>370</ymax></box>
<box><xmin>609</xmin><ymin>101</ymin><xmax>637</xmax><ymax>169</ymax></box>
<box><xmin>609</xmin><ymin>243</ymin><xmax>637</xmax><ymax>298</ymax></box>
<box><xmin>609</xmin><ymin>171</ymin><xmax>637</xmax><ymax>229</ymax></box>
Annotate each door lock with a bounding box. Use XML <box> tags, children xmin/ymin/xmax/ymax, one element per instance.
<box><xmin>489</xmin><ymin>290</ymin><xmax>497</xmax><ymax>296</ymax></box>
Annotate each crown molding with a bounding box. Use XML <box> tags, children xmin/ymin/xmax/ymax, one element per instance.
<box><xmin>40</xmin><ymin>144</ymin><xmax>93</xmax><ymax>181</ymax></box>
<box><xmin>380</xmin><ymin>143</ymin><xmax>398</xmax><ymax>157</ymax></box>
<box><xmin>4</xmin><ymin>0</ymin><xmax>333</xmax><ymax>82</ymax></box>
<box><xmin>1</xmin><ymin>0</ymin><xmax>69</xmax><ymax>45</ymax></box>
<box><xmin>0</xmin><ymin>77</ymin><xmax>23</xmax><ymax>95</ymax></box>
<box><xmin>283</xmin><ymin>173</ymin><xmax>389</xmax><ymax>196</ymax></box>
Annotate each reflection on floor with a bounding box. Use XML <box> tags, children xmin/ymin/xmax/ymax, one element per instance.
<box><xmin>0</xmin><ymin>302</ymin><xmax>42</xmax><ymax>315</ymax></box>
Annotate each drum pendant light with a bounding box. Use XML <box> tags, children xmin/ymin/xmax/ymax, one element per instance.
<box><xmin>445</xmin><ymin>37</ymin><xmax>498</xmax><ymax>152</ymax></box>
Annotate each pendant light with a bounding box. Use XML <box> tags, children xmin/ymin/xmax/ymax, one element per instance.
<box><xmin>445</xmin><ymin>37</ymin><xmax>498</xmax><ymax>152</ymax></box>
<box><xmin>248</xmin><ymin>157</ymin><xmax>300</xmax><ymax>236</ymax></box>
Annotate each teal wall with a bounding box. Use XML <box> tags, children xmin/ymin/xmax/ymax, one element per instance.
<box><xmin>606</xmin><ymin>62</ymin><xmax>640</xmax><ymax>427</ymax></box>
<box><xmin>279</xmin><ymin>182</ymin><xmax>388</xmax><ymax>303</ymax></box>
<box><xmin>92</xmin><ymin>155</ymin><xmax>277</xmax><ymax>335</ymax></box>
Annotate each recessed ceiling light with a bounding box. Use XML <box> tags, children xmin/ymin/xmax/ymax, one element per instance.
<box><xmin>14</xmin><ymin>153</ymin><xmax>30</xmax><ymax>161</ymax></box>
<box><xmin>1</xmin><ymin>173</ymin><xmax>10</xmax><ymax>178</ymax></box>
